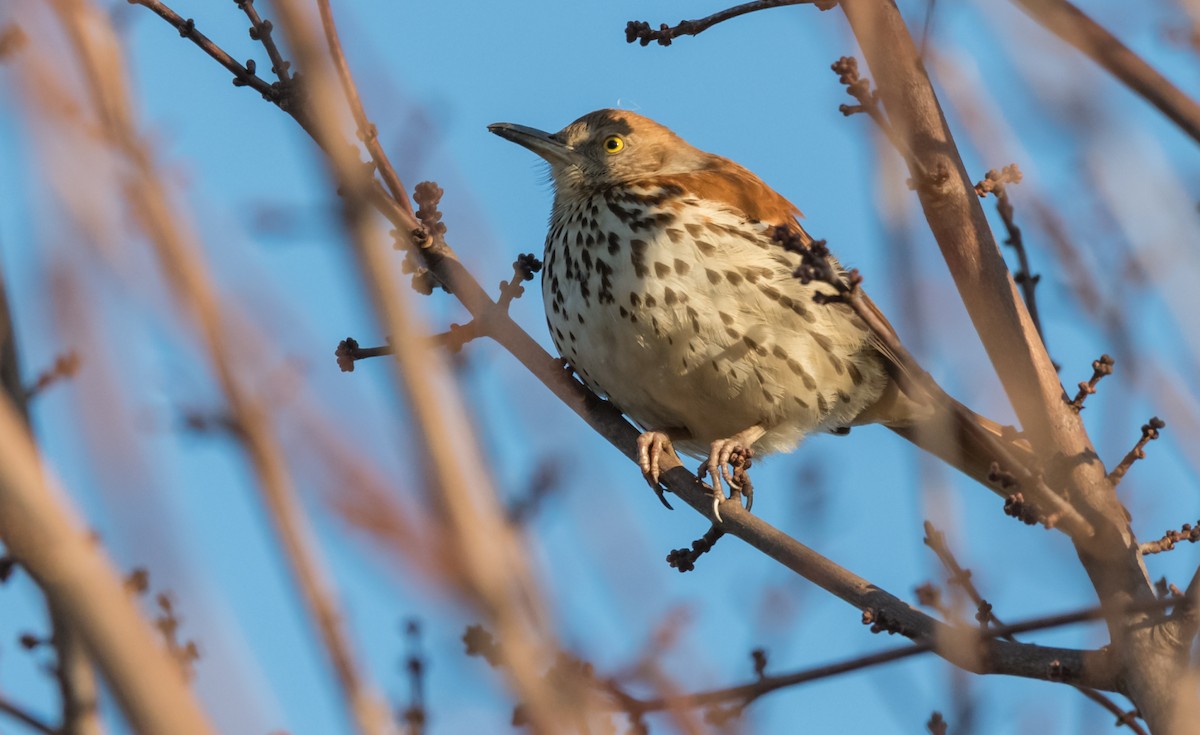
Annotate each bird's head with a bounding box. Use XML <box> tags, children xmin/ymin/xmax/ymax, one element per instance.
<box><xmin>489</xmin><ymin>109</ymin><xmax>707</xmax><ymax>194</ymax></box>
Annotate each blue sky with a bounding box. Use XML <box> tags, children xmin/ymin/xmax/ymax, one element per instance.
<box><xmin>1</xmin><ymin>0</ymin><xmax>1199</xmax><ymax>733</ymax></box>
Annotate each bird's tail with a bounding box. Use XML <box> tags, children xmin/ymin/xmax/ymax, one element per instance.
<box><xmin>857</xmin><ymin>377</ymin><xmax>1033</xmax><ymax>489</ymax></box>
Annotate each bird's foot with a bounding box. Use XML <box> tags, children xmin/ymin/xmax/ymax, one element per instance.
<box><xmin>700</xmin><ymin>426</ymin><xmax>765</xmax><ymax>522</ymax></box>
<box><xmin>637</xmin><ymin>430</ymin><xmax>681</xmax><ymax>510</ymax></box>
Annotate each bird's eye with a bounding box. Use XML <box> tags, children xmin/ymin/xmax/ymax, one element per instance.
<box><xmin>603</xmin><ymin>135</ymin><xmax>625</xmax><ymax>154</ymax></box>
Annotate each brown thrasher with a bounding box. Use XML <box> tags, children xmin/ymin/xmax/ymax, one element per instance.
<box><xmin>490</xmin><ymin>109</ymin><xmax>1011</xmax><ymax>519</ymax></box>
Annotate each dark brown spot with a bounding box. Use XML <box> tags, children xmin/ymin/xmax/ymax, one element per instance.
<box><xmin>788</xmin><ymin>359</ymin><xmax>817</xmax><ymax>390</ymax></box>
<box><xmin>793</xmin><ymin>396</ymin><xmax>810</xmax><ymax>409</ymax></box>
<box><xmin>719</xmin><ymin>312</ymin><xmax>734</xmax><ymax>326</ymax></box>
<box><xmin>725</xmin><ymin>271</ymin><xmax>744</xmax><ymax>286</ymax></box>
<box><xmin>654</xmin><ymin>262</ymin><xmax>671</xmax><ymax>278</ymax></box>
<box><xmin>645</xmin><ymin>294</ymin><xmax>657</xmax><ymax>307</ymax></box>
<box><xmin>695</xmin><ymin>240</ymin><xmax>716</xmax><ymax>256</ymax></box>
<box><xmin>607</xmin><ymin>231</ymin><xmax>620</xmax><ymax>255</ymax></box>
<box><xmin>687</xmin><ymin>306</ymin><xmax>700</xmax><ymax>332</ymax></box>
<box><xmin>666</xmin><ymin>228</ymin><xmax>684</xmax><ymax>244</ymax></box>
<box><xmin>742</xmin><ymin>335</ymin><xmax>767</xmax><ymax>356</ymax></box>
<box><xmin>837</xmin><ymin>390</ymin><xmax>851</xmax><ymax>404</ymax></box>
<box><xmin>630</xmin><ymin>239</ymin><xmax>649</xmax><ymax>278</ymax></box>
<box><xmin>760</xmin><ymin>285</ymin><xmax>781</xmax><ymax>301</ymax></box>
<box><xmin>828</xmin><ymin>354</ymin><xmax>845</xmax><ymax>375</ymax></box>
<box><xmin>706</xmin><ymin>269</ymin><xmax>721</xmax><ymax>284</ymax></box>
<box><xmin>664</xmin><ymin>288</ymin><xmax>678</xmax><ymax>305</ymax></box>
<box><xmin>817</xmin><ymin>394</ymin><xmax>829</xmax><ymax>414</ymax></box>
<box><xmin>673</xmin><ymin>258</ymin><xmax>691</xmax><ymax>275</ymax></box>
<box><xmin>725</xmin><ymin>326</ymin><xmax>740</xmax><ymax>340</ymax></box>
<box><xmin>772</xmin><ymin>345</ymin><xmax>787</xmax><ymax>359</ymax></box>
<box><xmin>847</xmin><ymin>362</ymin><xmax>863</xmax><ymax>385</ymax></box>
<box><xmin>685</xmin><ymin>223</ymin><xmax>703</xmax><ymax>238</ymax></box>
<box><xmin>630</xmin><ymin>292</ymin><xmax>641</xmax><ymax>307</ymax></box>
<box><xmin>812</xmin><ymin>332</ymin><xmax>832</xmax><ymax>350</ymax></box>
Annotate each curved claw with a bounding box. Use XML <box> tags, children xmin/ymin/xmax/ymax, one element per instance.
<box><xmin>638</xmin><ymin>431</ymin><xmax>677</xmax><ymax>510</ymax></box>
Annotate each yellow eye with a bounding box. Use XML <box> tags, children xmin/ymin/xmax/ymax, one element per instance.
<box><xmin>603</xmin><ymin>135</ymin><xmax>625</xmax><ymax>154</ymax></box>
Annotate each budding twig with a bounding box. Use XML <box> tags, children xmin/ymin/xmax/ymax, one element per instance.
<box><xmin>23</xmin><ymin>351</ymin><xmax>81</xmax><ymax>400</ymax></box>
<box><xmin>833</xmin><ymin>56</ymin><xmax>940</xmax><ymax>187</ymax></box>
<box><xmin>1140</xmin><ymin>520</ymin><xmax>1200</xmax><ymax>556</ymax></box>
<box><xmin>399</xmin><ymin>619</ymin><xmax>427</xmax><ymax>735</ymax></box>
<box><xmin>665</xmin><ymin>525</ymin><xmax>726</xmax><ymax>573</ymax></box>
<box><xmin>625</xmin><ymin>0</ymin><xmax>835</xmax><ymax>47</ymax></box>
<box><xmin>1069</xmin><ymin>354</ymin><xmax>1115</xmax><ymax>411</ymax></box>
<box><xmin>1108</xmin><ymin>418</ymin><xmax>1166</xmax><ymax>486</ymax></box>
<box><xmin>975</xmin><ymin>165</ymin><xmax>1052</xmax><ymax>356</ymax></box>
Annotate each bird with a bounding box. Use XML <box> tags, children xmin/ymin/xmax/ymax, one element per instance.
<box><xmin>489</xmin><ymin>109</ymin><xmax>1018</xmax><ymax>520</ymax></box>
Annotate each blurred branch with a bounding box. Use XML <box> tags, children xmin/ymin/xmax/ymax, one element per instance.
<box><xmin>315</xmin><ymin>0</ymin><xmax>411</xmax><ymax>217</ymax></box>
<box><xmin>624</xmin><ymin>0</ymin><xmax>835</xmax><ymax>47</ymax></box>
<box><xmin>24</xmin><ymin>351</ymin><xmax>81</xmax><ymax>401</ymax></box>
<box><xmin>0</xmin><ymin>699</ymin><xmax>56</xmax><ymax>735</ymax></box>
<box><xmin>1011</xmin><ymin>0</ymin><xmax>1200</xmax><ymax>146</ymax></box>
<box><xmin>48</xmin><ymin>2</ymin><xmax>392</xmax><ymax>733</ymax></box>
<box><xmin>276</xmin><ymin>0</ymin><xmax>577</xmax><ymax>730</ymax></box>
<box><xmin>4</xmin><ymin>247</ymin><xmax>102</xmax><ymax>735</ymax></box>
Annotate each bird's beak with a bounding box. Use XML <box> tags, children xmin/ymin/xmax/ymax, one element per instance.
<box><xmin>488</xmin><ymin>122</ymin><xmax>579</xmax><ymax>167</ymax></box>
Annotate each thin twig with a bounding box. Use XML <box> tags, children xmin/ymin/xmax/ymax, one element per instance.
<box><xmin>315</xmin><ymin>0</ymin><xmax>412</xmax><ymax>217</ymax></box>
<box><xmin>23</xmin><ymin>351</ymin><xmax>80</xmax><ymax>401</ymax></box>
<box><xmin>974</xmin><ymin>165</ymin><xmax>1049</xmax><ymax>351</ymax></box>
<box><xmin>1139</xmin><ymin>520</ymin><xmax>1200</xmax><ymax>556</ymax></box>
<box><xmin>1108</xmin><ymin>418</ymin><xmax>1166</xmax><ymax>486</ymax></box>
<box><xmin>55</xmin><ymin>3</ymin><xmax>391</xmax><ymax>732</ymax></box>
<box><xmin>236</xmin><ymin>0</ymin><xmax>291</xmax><ymax>84</ymax></box>
<box><xmin>1069</xmin><ymin>354</ymin><xmax>1115</xmax><ymax>411</ymax></box>
<box><xmin>126</xmin><ymin>0</ymin><xmax>278</xmax><ymax>100</ymax></box>
<box><xmin>0</xmin><ymin>698</ymin><xmax>56</xmax><ymax>735</ymax></box>
<box><xmin>625</xmin><ymin>0</ymin><xmax>835</xmax><ymax>47</ymax></box>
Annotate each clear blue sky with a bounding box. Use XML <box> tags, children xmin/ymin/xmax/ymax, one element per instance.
<box><xmin>1</xmin><ymin>0</ymin><xmax>1199</xmax><ymax>733</ymax></box>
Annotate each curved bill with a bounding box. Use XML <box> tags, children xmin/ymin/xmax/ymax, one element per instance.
<box><xmin>488</xmin><ymin>122</ymin><xmax>579</xmax><ymax>167</ymax></box>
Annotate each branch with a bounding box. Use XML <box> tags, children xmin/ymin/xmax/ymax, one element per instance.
<box><xmin>0</xmin><ymin>698</ymin><xmax>56</xmax><ymax>735</ymax></box>
<box><xmin>315</xmin><ymin>0</ymin><xmax>411</xmax><ymax>217</ymax></box>
<box><xmin>836</xmin><ymin>5</ymin><xmax>1178</xmax><ymax>727</ymax></box>
<box><xmin>1140</xmin><ymin>520</ymin><xmax>1200</xmax><ymax>556</ymax></box>
<box><xmin>625</xmin><ymin>0</ymin><xmax>835</xmax><ymax>47</ymax></box>
<box><xmin>974</xmin><ymin>165</ymin><xmax>1050</xmax><ymax>354</ymax></box>
<box><xmin>51</xmin><ymin>3</ymin><xmax>392</xmax><ymax>733</ymax></box>
<box><xmin>923</xmin><ymin>522</ymin><xmax>1145</xmax><ymax>735</ymax></box>
<box><xmin>1010</xmin><ymin>0</ymin><xmax>1200</xmax><ymax>146</ymax></box>
<box><xmin>1108</xmin><ymin>418</ymin><xmax>1166</xmax><ymax>486</ymax></box>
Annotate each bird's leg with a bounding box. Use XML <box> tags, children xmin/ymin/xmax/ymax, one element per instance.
<box><xmin>703</xmin><ymin>425</ymin><xmax>766</xmax><ymax>522</ymax></box>
<box><xmin>637</xmin><ymin>429</ymin><xmax>686</xmax><ymax>509</ymax></box>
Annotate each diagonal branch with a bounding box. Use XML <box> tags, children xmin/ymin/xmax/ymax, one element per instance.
<box><xmin>1010</xmin><ymin>0</ymin><xmax>1200</xmax><ymax>146</ymax></box>
<box><xmin>625</xmin><ymin>0</ymin><xmax>835</xmax><ymax>47</ymax></box>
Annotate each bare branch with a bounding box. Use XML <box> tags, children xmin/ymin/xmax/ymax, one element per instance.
<box><xmin>1069</xmin><ymin>354</ymin><xmax>1115</xmax><ymax>412</ymax></box>
<box><xmin>1011</xmin><ymin>0</ymin><xmax>1200</xmax><ymax>146</ymax></box>
<box><xmin>625</xmin><ymin>0</ymin><xmax>835</xmax><ymax>47</ymax></box>
<box><xmin>974</xmin><ymin>165</ymin><xmax>1050</xmax><ymax>353</ymax></box>
<box><xmin>1109</xmin><ymin>418</ymin><xmax>1166</xmax><ymax>486</ymax></box>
